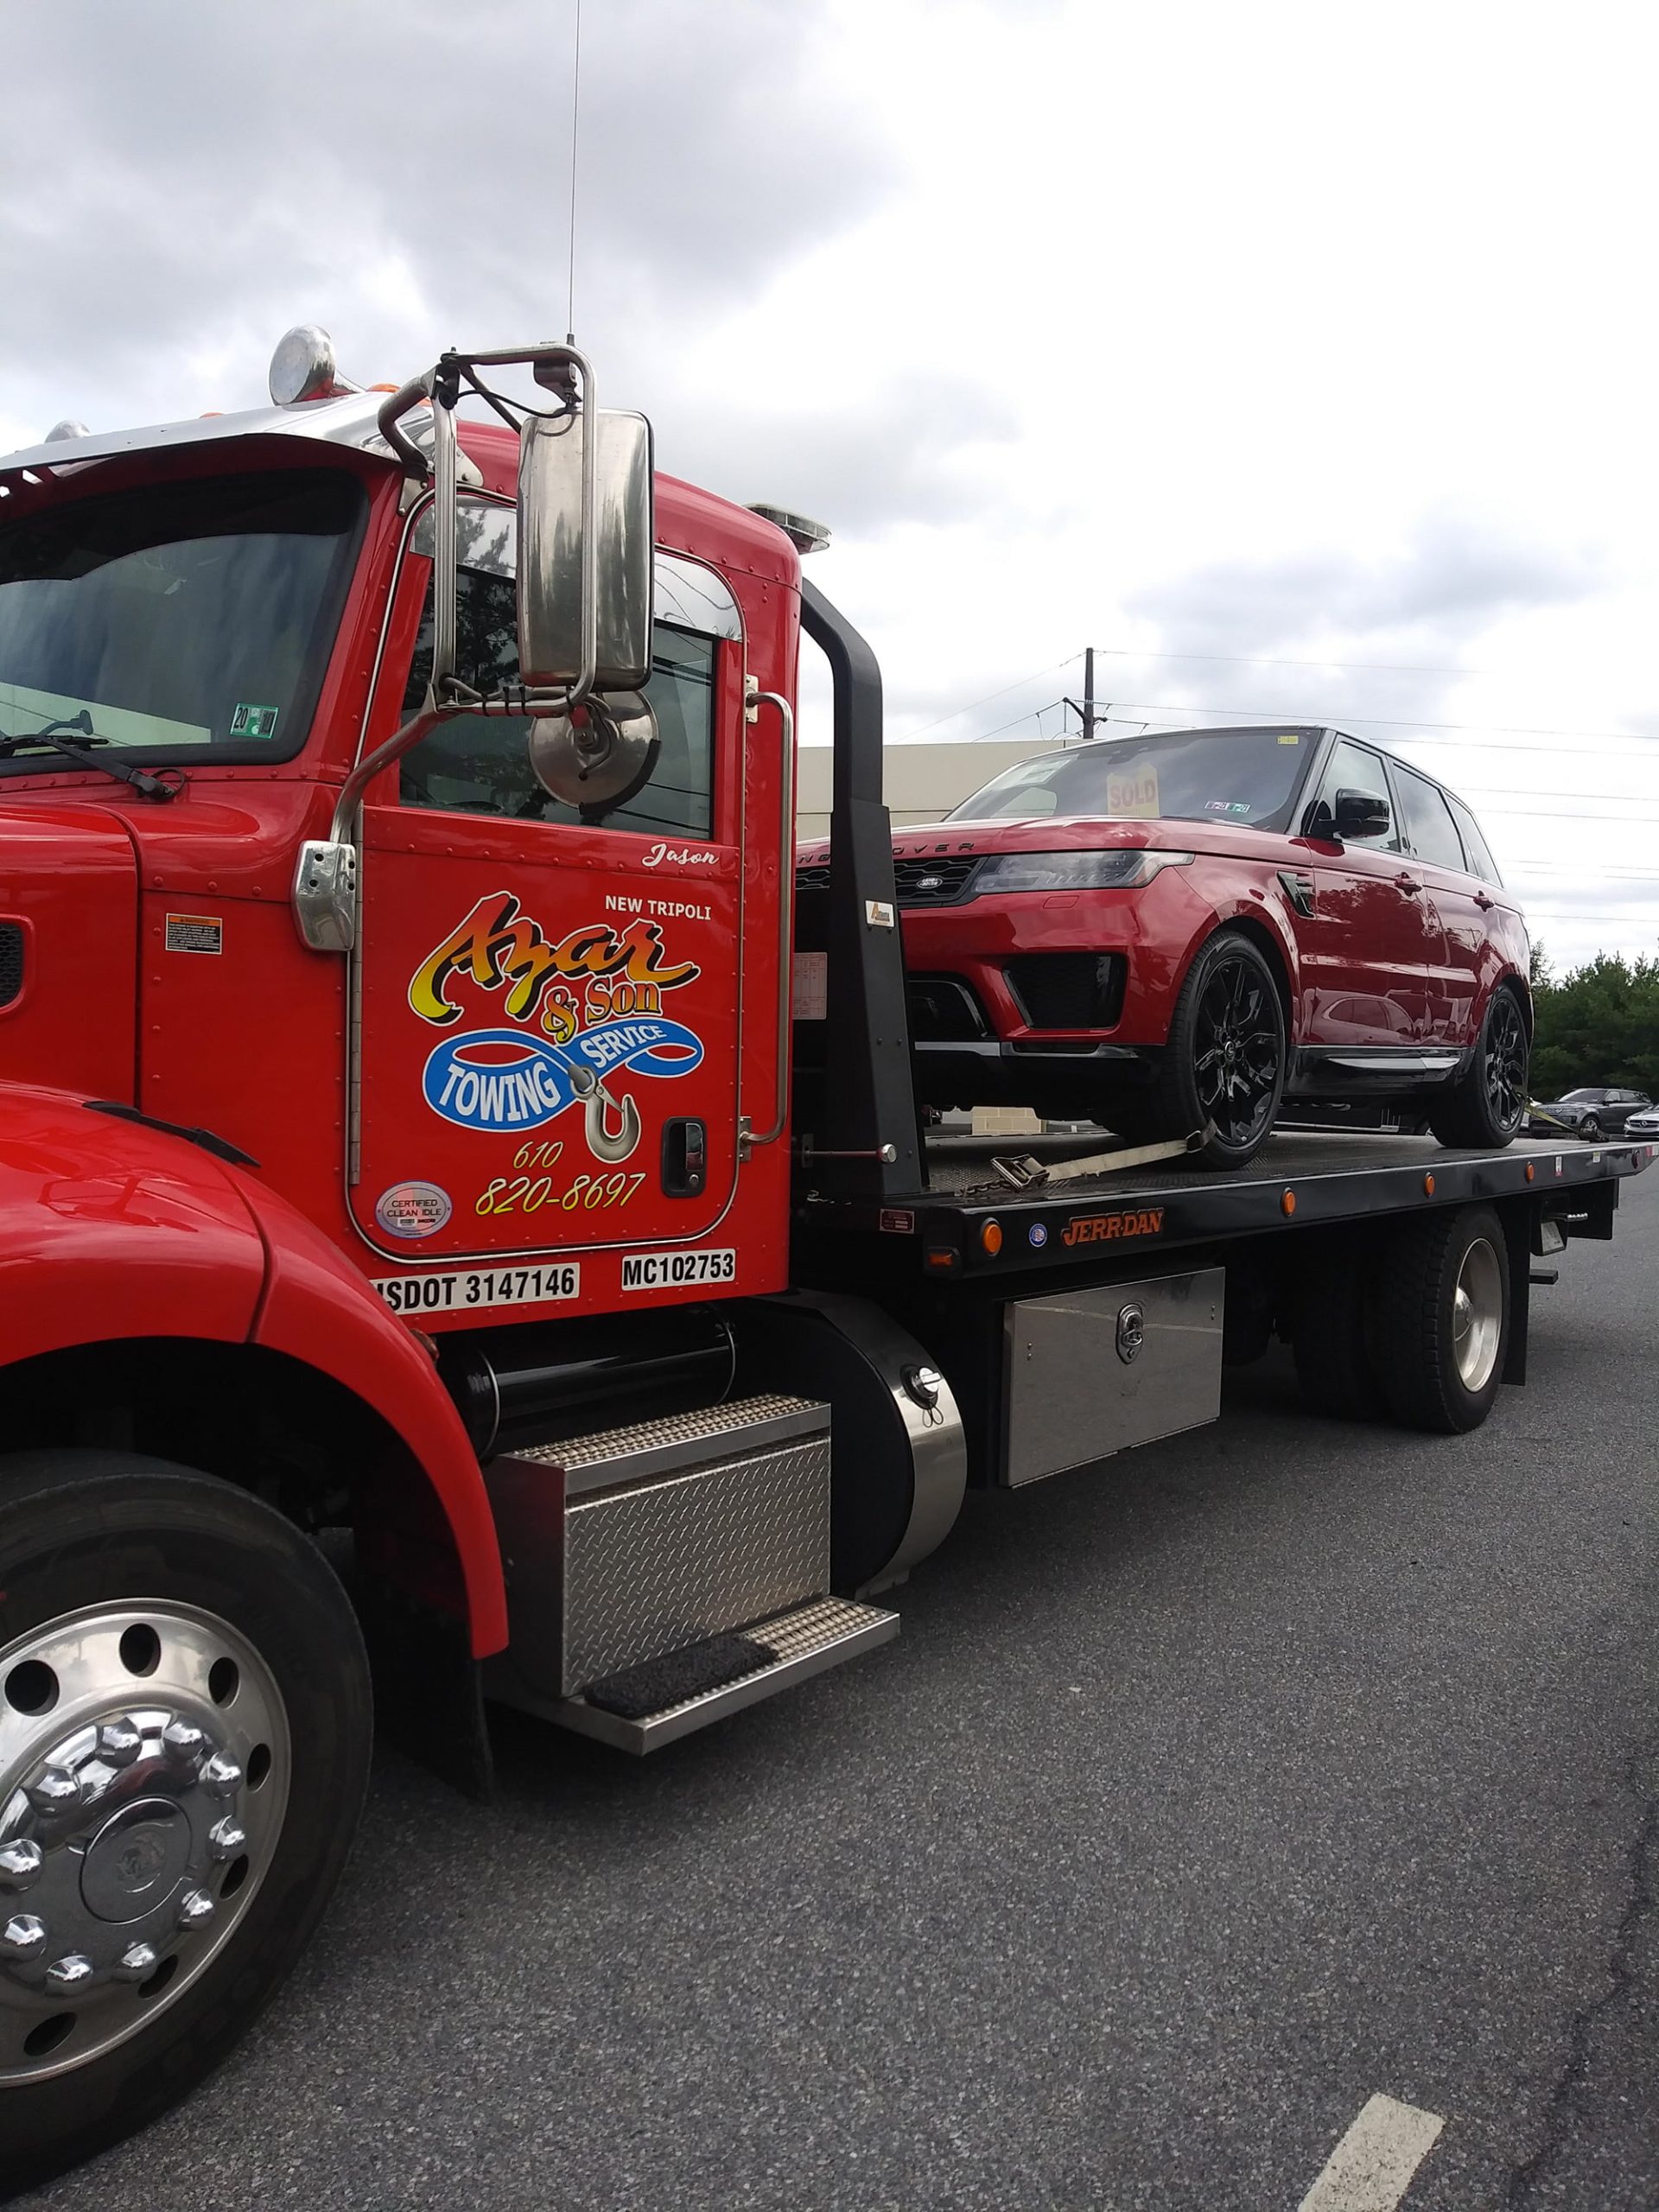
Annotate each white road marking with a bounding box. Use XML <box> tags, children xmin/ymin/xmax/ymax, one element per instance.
<box><xmin>1297</xmin><ymin>2094</ymin><xmax>1446</xmax><ymax>2212</ymax></box>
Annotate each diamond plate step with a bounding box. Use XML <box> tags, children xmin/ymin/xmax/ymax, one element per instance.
<box><xmin>550</xmin><ymin>1596</ymin><xmax>899</xmax><ymax>1753</ymax></box>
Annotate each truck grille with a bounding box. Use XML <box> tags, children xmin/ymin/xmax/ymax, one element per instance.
<box><xmin>0</xmin><ymin>924</ymin><xmax>22</xmax><ymax>1009</ymax></box>
<box><xmin>1004</xmin><ymin>953</ymin><xmax>1126</xmax><ymax>1031</ymax></box>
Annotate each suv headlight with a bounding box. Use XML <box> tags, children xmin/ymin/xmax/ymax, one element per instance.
<box><xmin>974</xmin><ymin>849</ymin><xmax>1193</xmax><ymax>893</ymax></box>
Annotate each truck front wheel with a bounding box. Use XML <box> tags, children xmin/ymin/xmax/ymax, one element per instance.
<box><xmin>0</xmin><ymin>1452</ymin><xmax>371</xmax><ymax>2196</ymax></box>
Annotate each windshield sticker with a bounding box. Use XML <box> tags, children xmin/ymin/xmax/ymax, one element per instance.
<box><xmin>409</xmin><ymin>891</ymin><xmax>705</xmax><ymax>1156</ymax></box>
<box><xmin>1204</xmin><ymin>798</ymin><xmax>1253</xmax><ymax>817</ymax></box>
<box><xmin>229</xmin><ymin>702</ymin><xmax>280</xmax><ymax>740</ymax></box>
<box><xmin>1277</xmin><ymin>732</ymin><xmax>1300</xmax><ymax>745</ymax></box>
<box><xmin>1107</xmin><ymin>767</ymin><xmax>1160</xmax><ymax>818</ymax></box>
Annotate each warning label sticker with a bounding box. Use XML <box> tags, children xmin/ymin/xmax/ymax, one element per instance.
<box><xmin>164</xmin><ymin>913</ymin><xmax>223</xmax><ymax>955</ymax></box>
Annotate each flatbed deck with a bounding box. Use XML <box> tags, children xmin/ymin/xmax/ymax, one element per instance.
<box><xmin>798</xmin><ymin>1128</ymin><xmax>1656</xmax><ymax>1281</ymax></box>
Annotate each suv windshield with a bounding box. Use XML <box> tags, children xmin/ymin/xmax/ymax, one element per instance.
<box><xmin>948</xmin><ymin>726</ymin><xmax>1316</xmax><ymax>829</ymax></box>
<box><xmin>0</xmin><ymin>468</ymin><xmax>365</xmax><ymax>769</ymax></box>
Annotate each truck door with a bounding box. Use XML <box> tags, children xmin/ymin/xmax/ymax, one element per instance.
<box><xmin>347</xmin><ymin>499</ymin><xmax>757</xmax><ymax>1310</ymax></box>
<box><xmin>1291</xmin><ymin>735</ymin><xmax>1439</xmax><ymax>1046</ymax></box>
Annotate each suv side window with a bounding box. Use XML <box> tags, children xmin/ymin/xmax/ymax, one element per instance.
<box><xmin>1394</xmin><ymin>765</ymin><xmax>1467</xmax><ymax>874</ymax></box>
<box><xmin>1306</xmin><ymin>737</ymin><xmax>1398</xmax><ymax>847</ymax></box>
<box><xmin>398</xmin><ymin>501</ymin><xmax>716</xmax><ymax>839</ymax></box>
<box><xmin>1446</xmin><ymin>793</ymin><xmax>1502</xmax><ymax>885</ymax></box>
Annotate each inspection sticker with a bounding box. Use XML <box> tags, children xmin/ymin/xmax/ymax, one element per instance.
<box><xmin>229</xmin><ymin>702</ymin><xmax>280</xmax><ymax>740</ymax></box>
<box><xmin>164</xmin><ymin>913</ymin><xmax>223</xmax><ymax>954</ymax></box>
<box><xmin>372</xmin><ymin>1262</ymin><xmax>580</xmax><ymax>1315</ymax></box>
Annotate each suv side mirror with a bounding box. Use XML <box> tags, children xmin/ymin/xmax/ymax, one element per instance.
<box><xmin>518</xmin><ymin>405</ymin><xmax>655</xmax><ymax>692</ymax></box>
<box><xmin>1332</xmin><ymin>787</ymin><xmax>1390</xmax><ymax>841</ymax></box>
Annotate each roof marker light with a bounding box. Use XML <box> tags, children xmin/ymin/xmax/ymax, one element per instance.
<box><xmin>269</xmin><ymin>324</ymin><xmax>360</xmax><ymax>408</ymax></box>
<box><xmin>747</xmin><ymin>503</ymin><xmax>832</xmax><ymax>555</ymax></box>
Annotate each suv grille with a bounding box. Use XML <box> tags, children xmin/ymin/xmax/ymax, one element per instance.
<box><xmin>0</xmin><ymin>924</ymin><xmax>22</xmax><ymax>1009</ymax></box>
<box><xmin>1005</xmin><ymin>953</ymin><xmax>1126</xmax><ymax>1031</ymax></box>
<box><xmin>793</xmin><ymin>855</ymin><xmax>982</xmax><ymax>906</ymax></box>
<box><xmin>906</xmin><ymin>976</ymin><xmax>989</xmax><ymax>1042</ymax></box>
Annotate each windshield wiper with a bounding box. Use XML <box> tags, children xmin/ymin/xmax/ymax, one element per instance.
<box><xmin>0</xmin><ymin>711</ymin><xmax>181</xmax><ymax>801</ymax></box>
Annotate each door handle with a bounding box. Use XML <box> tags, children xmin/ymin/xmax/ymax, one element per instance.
<box><xmin>1473</xmin><ymin>891</ymin><xmax>1494</xmax><ymax>910</ymax></box>
<box><xmin>1394</xmin><ymin>873</ymin><xmax>1422</xmax><ymax>895</ymax></box>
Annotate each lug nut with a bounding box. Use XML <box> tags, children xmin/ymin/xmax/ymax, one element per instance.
<box><xmin>0</xmin><ymin>1840</ymin><xmax>44</xmax><ymax>1890</ymax></box>
<box><xmin>0</xmin><ymin>1914</ymin><xmax>48</xmax><ymax>1962</ymax></box>
<box><xmin>44</xmin><ymin>1953</ymin><xmax>95</xmax><ymax>1992</ymax></box>
<box><xmin>26</xmin><ymin>1768</ymin><xmax>79</xmax><ymax>1815</ymax></box>
<box><xmin>178</xmin><ymin>1889</ymin><xmax>215</xmax><ymax>1931</ymax></box>
<box><xmin>200</xmin><ymin>1754</ymin><xmax>242</xmax><ymax>1799</ymax></box>
<box><xmin>162</xmin><ymin>1719</ymin><xmax>206</xmax><ymax>1764</ymax></box>
<box><xmin>115</xmin><ymin>1942</ymin><xmax>161</xmax><ymax>1983</ymax></box>
<box><xmin>97</xmin><ymin>1716</ymin><xmax>143</xmax><ymax>1766</ymax></box>
<box><xmin>208</xmin><ymin>1817</ymin><xmax>247</xmax><ymax>1859</ymax></box>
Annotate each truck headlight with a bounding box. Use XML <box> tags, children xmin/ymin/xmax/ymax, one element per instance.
<box><xmin>974</xmin><ymin>849</ymin><xmax>1193</xmax><ymax>893</ymax></box>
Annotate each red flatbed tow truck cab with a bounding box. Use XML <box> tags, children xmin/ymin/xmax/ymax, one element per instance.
<box><xmin>0</xmin><ymin>327</ymin><xmax>1648</xmax><ymax>2185</ymax></box>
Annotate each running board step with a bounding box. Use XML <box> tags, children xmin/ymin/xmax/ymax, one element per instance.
<box><xmin>551</xmin><ymin>1597</ymin><xmax>899</xmax><ymax>1753</ymax></box>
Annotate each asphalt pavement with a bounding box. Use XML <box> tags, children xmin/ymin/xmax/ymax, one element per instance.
<box><xmin>24</xmin><ymin>1169</ymin><xmax>1659</xmax><ymax>2211</ymax></box>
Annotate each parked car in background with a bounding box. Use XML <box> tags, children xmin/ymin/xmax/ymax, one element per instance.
<box><xmin>1625</xmin><ymin>1103</ymin><xmax>1659</xmax><ymax>1139</ymax></box>
<box><xmin>1529</xmin><ymin>1087</ymin><xmax>1654</xmax><ymax>1141</ymax></box>
<box><xmin>798</xmin><ymin>723</ymin><xmax>1532</xmax><ymax>1168</ymax></box>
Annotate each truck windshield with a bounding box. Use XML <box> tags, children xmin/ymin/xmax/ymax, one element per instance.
<box><xmin>0</xmin><ymin>469</ymin><xmax>365</xmax><ymax>769</ymax></box>
<box><xmin>947</xmin><ymin>726</ymin><xmax>1315</xmax><ymax>830</ymax></box>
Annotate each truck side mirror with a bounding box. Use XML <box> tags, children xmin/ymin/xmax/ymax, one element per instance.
<box><xmin>518</xmin><ymin>407</ymin><xmax>655</xmax><ymax>693</ymax></box>
<box><xmin>1332</xmin><ymin>787</ymin><xmax>1390</xmax><ymax>841</ymax></box>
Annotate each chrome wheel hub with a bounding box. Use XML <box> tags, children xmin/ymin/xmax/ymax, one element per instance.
<box><xmin>0</xmin><ymin>1605</ymin><xmax>289</xmax><ymax>2082</ymax></box>
<box><xmin>1451</xmin><ymin>1236</ymin><xmax>1503</xmax><ymax>1392</ymax></box>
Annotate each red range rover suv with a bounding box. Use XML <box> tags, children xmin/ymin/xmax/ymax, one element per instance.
<box><xmin>795</xmin><ymin>724</ymin><xmax>1532</xmax><ymax>1168</ymax></box>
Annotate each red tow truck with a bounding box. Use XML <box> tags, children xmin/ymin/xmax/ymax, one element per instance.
<box><xmin>0</xmin><ymin>327</ymin><xmax>1648</xmax><ymax>2187</ymax></box>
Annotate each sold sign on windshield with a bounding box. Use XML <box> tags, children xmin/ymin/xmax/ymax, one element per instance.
<box><xmin>1107</xmin><ymin>768</ymin><xmax>1160</xmax><ymax>818</ymax></box>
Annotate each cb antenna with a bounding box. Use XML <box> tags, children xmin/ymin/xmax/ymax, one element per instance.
<box><xmin>565</xmin><ymin>0</ymin><xmax>583</xmax><ymax>343</ymax></box>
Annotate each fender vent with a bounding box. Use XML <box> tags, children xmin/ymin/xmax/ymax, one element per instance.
<box><xmin>0</xmin><ymin>924</ymin><xmax>22</xmax><ymax>1008</ymax></box>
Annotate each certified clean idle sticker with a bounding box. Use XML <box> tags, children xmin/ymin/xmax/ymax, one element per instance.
<box><xmin>374</xmin><ymin>1180</ymin><xmax>454</xmax><ymax>1239</ymax></box>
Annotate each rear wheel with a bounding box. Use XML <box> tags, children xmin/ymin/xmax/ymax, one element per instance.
<box><xmin>1367</xmin><ymin>1205</ymin><xmax>1510</xmax><ymax>1432</ymax></box>
<box><xmin>0</xmin><ymin>1452</ymin><xmax>371</xmax><ymax>2195</ymax></box>
<box><xmin>1428</xmin><ymin>987</ymin><xmax>1529</xmax><ymax>1148</ymax></box>
<box><xmin>1122</xmin><ymin>930</ymin><xmax>1287</xmax><ymax>1170</ymax></box>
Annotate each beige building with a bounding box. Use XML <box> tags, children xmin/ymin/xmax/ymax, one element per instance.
<box><xmin>795</xmin><ymin>739</ymin><xmax>1067</xmax><ymax>842</ymax></box>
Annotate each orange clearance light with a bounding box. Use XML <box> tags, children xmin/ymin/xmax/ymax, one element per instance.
<box><xmin>925</xmin><ymin>1246</ymin><xmax>957</xmax><ymax>1272</ymax></box>
<box><xmin>1423</xmin><ymin>1172</ymin><xmax>1436</xmax><ymax>1196</ymax></box>
<box><xmin>368</xmin><ymin>382</ymin><xmax>399</xmax><ymax>393</ymax></box>
<box><xmin>1525</xmin><ymin>1161</ymin><xmax>1535</xmax><ymax>1182</ymax></box>
<box><xmin>981</xmin><ymin>1219</ymin><xmax>1004</xmax><ymax>1256</ymax></box>
<box><xmin>1281</xmin><ymin>1189</ymin><xmax>1296</xmax><ymax>1217</ymax></box>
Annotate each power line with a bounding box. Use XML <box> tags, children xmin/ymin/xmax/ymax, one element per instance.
<box><xmin>899</xmin><ymin>656</ymin><xmax>1083</xmax><ymax>741</ymax></box>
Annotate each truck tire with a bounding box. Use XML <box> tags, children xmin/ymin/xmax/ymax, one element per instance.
<box><xmin>1367</xmin><ymin>1205</ymin><xmax>1510</xmax><ymax>1433</ymax></box>
<box><xmin>0</xmin><ymin>1451</ymin><xmax>372</xmax><ymax>2197</ymax></box>
<box><xmin>1427</xmin><ymin>986</ymin><xmax>1529</xmax><ymax>1149</ymax></box>
<box><xmin>1123</xmin><ymin>929</ymin><xmax>1287</xmax><ymax>1170</ymax></box>
<box><xmin>1289</xmin><ymin>1248</ymin><xmax>1385</xmax><ymax>1421</ymax></box>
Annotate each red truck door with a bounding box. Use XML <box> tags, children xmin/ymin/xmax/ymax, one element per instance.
<box><xmin>346</xmin><ymin>508</ymin><xmax>759</xmax><ymax>1313</ymax></box>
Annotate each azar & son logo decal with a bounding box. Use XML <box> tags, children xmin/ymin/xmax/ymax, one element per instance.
<box><xmin>409</xmin><ymin>892</ymin><xmax>704</xmax><ymax>1142</ymax></box>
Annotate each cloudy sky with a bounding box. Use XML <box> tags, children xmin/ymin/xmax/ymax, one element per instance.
<box><xmin>6</xmin><ymin>0</ymin><xmax>1659</xmax><ymax>971</ymax></box>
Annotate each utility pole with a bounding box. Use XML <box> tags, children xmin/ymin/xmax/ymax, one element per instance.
<box><xmin>1063</xmin><ymin>648</ymin><xmax>1098</xmax><ymax>746</ymax></box>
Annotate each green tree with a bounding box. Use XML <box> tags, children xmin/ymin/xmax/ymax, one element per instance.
<box><xmin>1530</xmin><ymin>949</ymin><xmax>1659</xmax><ymax>1099</ymax></box>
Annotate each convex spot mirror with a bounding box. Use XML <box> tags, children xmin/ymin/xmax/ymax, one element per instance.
<box><xmin>517</xmin><ymin>407</ymin><xmax>655</xmax><ymax>691</ymax></box>
<box><xmin>528</xmin><ymin>690</ymin><xmax>660</xmax><ymax>817</ymax></box>
<box><xmin>1332</xmin><ymin>787</ymin><xmax>1391</xmax><ymax>841</ymax></box>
